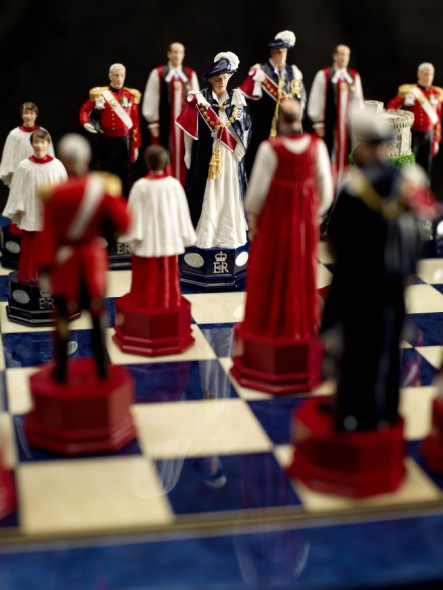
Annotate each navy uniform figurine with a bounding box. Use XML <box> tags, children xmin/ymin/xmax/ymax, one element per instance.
<box><xmin>239</xmin><ymin>30</ymin><xmax>306</xmax><ymax>177</ymax></box>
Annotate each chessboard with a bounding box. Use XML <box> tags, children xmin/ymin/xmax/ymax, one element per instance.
<box><xmin>1</xmin><ymin>242</ymin><xmax>443</xmax><ymax>588</ymax></box>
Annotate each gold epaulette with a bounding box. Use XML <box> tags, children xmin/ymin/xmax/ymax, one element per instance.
<box><xmin>89</xmin><ymin>86</ymin><xmax>106</xmax><ymax>101</ymax></box>
<box><xmin>126</xmin><ymin>88</ymin><xmax>141</xmax><ymax>105</ymax></box>
<box><xmin>98</xmin><ymin>172</ymin><xmax>122</xmax><ymax>197</ymax></box>
<box><xmin>431</xmin><ymin>86</ymin><xmax>443</xmax><ymax>101</ymax></box>
<box><xmin>398</xmin><ymin>84</ymin><xmax>414</xmax><ymax>98</ymax></box>
<box><xmin>39</xmin><ymin>184</ymin><xmax>54</xmax><ymax>203</ymax></box>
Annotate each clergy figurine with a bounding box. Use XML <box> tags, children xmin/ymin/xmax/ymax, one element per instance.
<box><xmin>239</xmin><ymin>30</ymin><xmax>306</xmax><ymax>177</ymax></box>
<box><xmin>142</xmin><ymin>42</ymin><xmax>199</xmax><ymax>185</ymax></box>
<box><xmin>231</xmin><ymin>99</ymin><xmax>333</xmax><ymax>393</ymax></box>
<box><xmin>113</xmin><ymin>145</ymin><xmax>196</xmax><ymax>356</ymax></box>
<box><xmin>307</xmin><ymin>44</ymin><xmax>364</xmax><ymax>192</ymax></box>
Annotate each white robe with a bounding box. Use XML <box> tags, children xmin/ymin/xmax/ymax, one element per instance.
<box><xmin>0</xmin><ymin>127</ymin><xmax>54</xmax><ymax>187</ymax></box>
<box><xmin>184</xmin><ymin>89</ymin><xmax>248</xmax><ymax>249</ymax></box>
<box><xmin>3</xmin><ymin>157</ymin><xmax>67</xmax><ymax>231</ymax></box>
<box><xmin>119</xmin><ymin>175</ymin><xmax>196</xmax><ymax>257</ymax></box>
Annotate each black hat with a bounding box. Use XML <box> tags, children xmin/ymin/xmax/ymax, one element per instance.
<box><xmin>203</xmin><ymin>51</ymin><xmax>239</xmax><ymax>81</ymax></box>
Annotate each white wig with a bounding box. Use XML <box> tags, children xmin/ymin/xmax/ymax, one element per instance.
<box><xmin>57</xmin><ymin>134</ymin><xmax>91</xmax><ymax>163</ymax></box>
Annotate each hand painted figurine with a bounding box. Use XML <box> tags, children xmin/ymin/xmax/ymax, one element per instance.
<box><xmin>290</xmin><ymin>108</ymin><xmax>438</xmax><ymax>497</ymax></box>
<box><xmin>239</xmin><ymin>31</ymin><xmax>306</xmax><ymax>177</ymax></box>
<box><xmin>0</xmin><ymin>102</ymin><xmax>54</xmax><ymax>188</ymax></box>
<box><xmin>79</xmin><ymin>63</ymin><xmax>141</xmax><ymax>197</ymax></box>
<box><xmin>387</xmin><ymin>63</ymin><xmax>443</xmax><ymax>177</ymax></box>
<box><xmin>176</xmin><ymin>51</ymin><xmax>250</xmax><ymax>249</ymax></box>
<box><xmin>25</xmin><ymin>134</ymin><xmax>136</xmax><ymax>455</ymax></box>
<box><xmin>231</xmin><ymin>99</ymin><xmax>333</xmax><ymax>393</ymax></box>
<box><xmin>142</xmin><ymin>42</ymin><xmax>199</xmax><ymax>185</ymax></box>
<box><xmin>120</xmin><ymin>145</ymin><xmax>196</xmax><ymax>307</ymax></box>
<box><xmin>113</xmin><ymin>145</ymin><xmax>196</xmax><ymax>356</ymax></box>
<box><xmin>307</xmin><ymin>44</ymin><xmax>364</xmax><ymax>191</ymax></box>
<box><xmin>3</xmin><ymin>129</ymin><xmax>67</xmax><ymax>282</ymax></box>
<box><xmin>37</xmin><ymin>134</ymin><xmax>131</xmax><ymax>381</ymax></box>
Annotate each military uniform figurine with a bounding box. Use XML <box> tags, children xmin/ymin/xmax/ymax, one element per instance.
<box><xmin>387</xmin><ymin>62</ymin><xmax>443</xmax><ymax>177</ymax></box>
<box><xmin>79</xmin><ymin>63</ymin><xmax>141</xmax><ymax>197</ymax></box>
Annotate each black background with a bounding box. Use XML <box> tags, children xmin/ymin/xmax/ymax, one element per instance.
<box><xmin>2</xmin><ymin>0</ymin><xmax>443</xmax><ymax>203</ymax></box>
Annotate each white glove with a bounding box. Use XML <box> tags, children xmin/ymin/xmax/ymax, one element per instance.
<box><xmin>404</xmin><ymin>93</ymin><xmax>415</xmax><ymax>107</ymax></box>
<box><xmin>83</xmin><ymin>122</ymin><xmax>97</xmax><ymax>134</ymax></box>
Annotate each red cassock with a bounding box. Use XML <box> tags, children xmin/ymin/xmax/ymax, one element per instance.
<box><xmin>38</xmin><ymin>173</ymin><xmax>130</xmax><ymax>314</ymax></box>
<box><xmin>242</xmin><ymin>136</ymin><xmax>321</xmax><ymax>339</ymax></box>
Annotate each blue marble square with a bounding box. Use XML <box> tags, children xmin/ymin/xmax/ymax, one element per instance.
<box><xmin>199</xmin><ymin>323</ymin><xmax>235</xmax><ymax>357</ymax></box>
<box><xmin>405</xmin><ymin>312</ymin><xmax>443</xmax><ymax>346</ymax></box>
<box><xmin>0</xmin><ymin>275</ymin><xmax>9</xmax><ymax>301</ymax></box>
<box><xmin>127</xmin><ymin>359</ymin><xmax>238</xmax><ymax>403</ymax></box>
<box><xmin>12</xmin><ymin>415</ymin><xmax>142</xmax><ymax>463</ymax></box>
<box><xmin>160</xmin><ymin>451</ymin><xmax>302</xmax><ymax>515</ymax></box>
<box><xmin>400</xmin><ymin>348</ymin><xmax>436</xmax><ymax>387</ymax></box>
<box><xmin>2</xmin><ymin>329</ymin><xmax>106</xmax><ymax>369</ymax></box>
<box><xmin>407</xmin><ymin>439</ymin><xmax>443</xmax><ymax>492</ymax></box>
<box><xmin>248</xmin><ymin>397</ymin><xmax>313</xmax><ymax>445</ymax></box>
<box><xmin>431</xmin><ymin>284</ymin><xmax>443</xmax><ymax>295</ymax></box>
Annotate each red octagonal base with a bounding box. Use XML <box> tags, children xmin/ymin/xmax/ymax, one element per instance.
<box><xmin>25</xmin><ymin>358</ymin><xmax>136</xmax><ymax>455</ymax></box>
<box><xmin>288</xmin><ymin>398</ymin><xmax>406</xmax><ymax>498</ymax></box>
<box><xmin>230</xmin><ymin>324</ymin><xmax>323</xmax><ymax>394</ymax></box>
<box><xmin>113</xmin><ymin>294</ymin><xmax>194</xmax><ymax>357</ymax></box>
<box><xmin>421</xmin><ymin>397</ymin><xmax>443</xmax><ymax>472</ymax></box>
<box><xmin>0</xmin><ymin>459</ymin><xmax>16</xmax><ymax>520</ymax></box>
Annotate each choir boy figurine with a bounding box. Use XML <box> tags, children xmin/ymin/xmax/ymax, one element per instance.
<box><xmin>142</xmin><ymin>42</ymin><xmax>199</xmax><ymax>185</ymax></box>
<box><xmin>25</xmin><ymin>133</ymin><xmax>136</xmax><ymax>455</ymax></box>
<box><xmin>176</xmin><ymin>51</ymin><xmax>251</xmax><ymax>289</ymax></box>
<box><xmin>114</xmin><ymin>145</ymin><xmax>196</xmax><ymax>356</ymax></box>
<box><xmin>0</xmin><ymin>102</ymin><xmax>54</xmax><ymax>268</ymax></box>
<box><xmin>239</xmin><ymin>30</ymin><xmax>306</xmax><ymax>177</ymax></box>
<box><xmin>3</xmin><ymin>129</ymin><xmax>67</xmax><ymax>325</ymax></box>
<box><xmin>231</xmin><ymin>99</ymin><xmax>333</xmax><ymax>393</ymax></box>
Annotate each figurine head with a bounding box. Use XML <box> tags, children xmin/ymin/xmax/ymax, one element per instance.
<box><xmin>108</xmin><ymin>64</ymin><xmax>126</xmax><ymax>90</ymax></box>
<box><xmin>268</xmin><ymin>31</ymin><xmax>295</xmax><ymax>69</ymax></box>
<box><xmin>279</xmin><ymin>98</ymin><xmax>302</xmax><ymax>131</ymax></box>
<box><xmin>20</xmin><ymin>102</ymin><xmax>38</xmax><ymax>128</ymax></box>
<box><xmin>417</xmin><ymin>63</ymin><xmax>435</xmax><ymax>88</ymax></box>
<box><xmin>144</xmin><ymin>145</ymin><xmax>168</xmax><ymax>172</ymax></box>
<box><xmin>167</xmin><ymin>42</ymin><xmax>185</xmax><ymax>68</ymax></box>
<box><xmin>30</xmin><ymin>128</ymin><xmax>51</xmax><ymax>159</ymax></box>
<box><xmin>333</xmin><ymin>45</ymin><xmax>351</xmax><ymax>69</ymax></box>
<box><xmin>57</xmin><ymin>134</ymin><xmax>91</xmax><ymax>176</ymax></box>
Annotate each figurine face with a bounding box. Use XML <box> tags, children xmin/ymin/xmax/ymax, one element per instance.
<box><xmin>168</xmin><ymin>43</ymin><xmax>185</xmax><ymax>68</ymax></box>
<box><xmin>209</xmin><ymin>73</ymin><xmax>230</xmax><ymax>97</ymax></box>
<box><xmin>21</xmin><ymin>109</ymin><xmax>37</xmax><ymax>128</ymax></box>
<box><xmin>31</xmin><ymin>135</ymin><xmax>49</xmax><ymax>159</ymax></box>
<box><xmin>333</xmin><ymin>45</ymin><xmax>351</xmax><ymax>69</ymax></box>
<box><xmin>109</xmin><ymin>67</ymin><xmax>126</xmax><ymax>90</ymax></box>
<box><xmin>270</xmin><ymin>48</ymin><xmax>288</xmax><ymax>69</ymax></box>
<box><xmin>418</xmin><ymin>65</ymin><xmax>434</xmax><ymax>88</ymax></box>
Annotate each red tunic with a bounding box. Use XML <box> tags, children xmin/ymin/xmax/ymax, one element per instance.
<box><xmin>242</xmin><ymin>135</ymin><xmax>320</xmax><ymax>339</ymax></box>
<box><xmin>387</xmin><ymin>85</ymin><xmax>442</xmax><ymax>141</ymax></box>
<box><xmin>38</xmin><ymin>173</ymin><xmax>130</xmax><ymax>314</ymax></box>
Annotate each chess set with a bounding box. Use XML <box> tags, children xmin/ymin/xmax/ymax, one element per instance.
<box><xmin>0</xmin><ymin>241</ymin><xmax>443</xmax><ymax>544</ymax></box>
